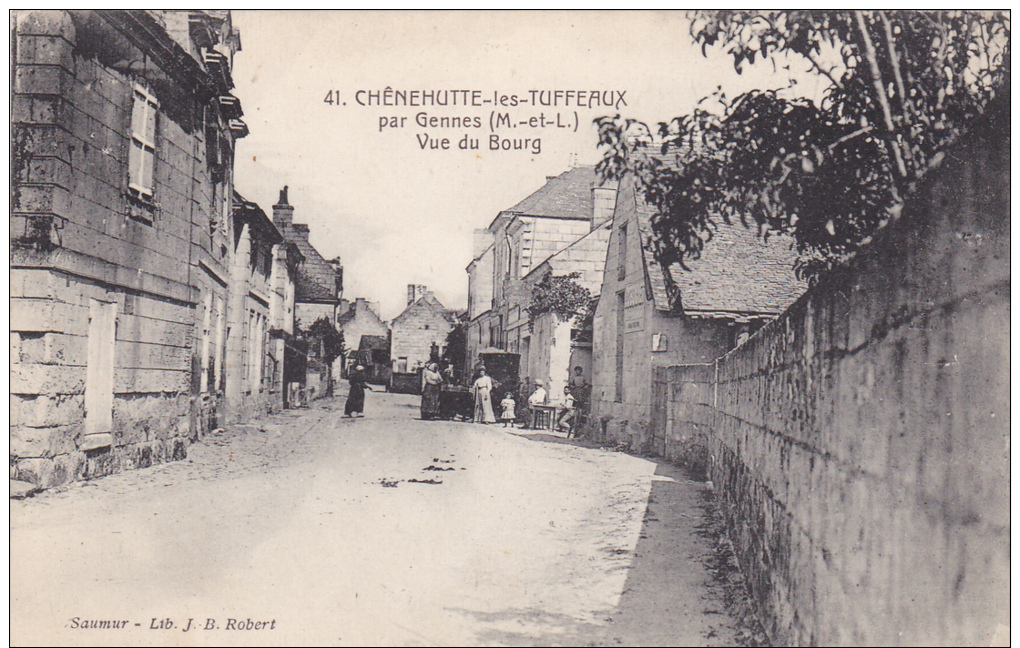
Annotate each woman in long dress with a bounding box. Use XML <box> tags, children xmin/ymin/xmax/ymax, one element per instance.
<box><xmin>471</xmin><ymin>368</ymin><xmax>496</xmax><ymax>424</ymax></box>
<box><xmin>420</xmin><ymin>362</ymin><xmax>443</xmax><ymax>420</ymax></box>
<box><xmin>344</xmin><ymin>365</ymin><xmax>370</xmax><ymax>417</ymax></box>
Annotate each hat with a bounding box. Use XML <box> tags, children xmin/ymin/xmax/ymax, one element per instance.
<box><xmin>356</xmin><ymin>365</ymin><xmax>364</xmax><ymax>371</ymax></box>
<box><xmin>535</xmin><ymin>379</ymin><xmax>544</xmax><ymax>386</ymax></box>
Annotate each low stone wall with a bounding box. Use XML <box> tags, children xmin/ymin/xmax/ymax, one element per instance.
<box><xmin>652</xmin><ymin>106</ymin><xmax>1009</xmax><ymax>645</ymax></box>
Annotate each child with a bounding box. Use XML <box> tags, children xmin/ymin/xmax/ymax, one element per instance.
<box><xmin>499</xmin><ymin>392</ymin><xmax>516</xmax><ymax>428</ymax></box>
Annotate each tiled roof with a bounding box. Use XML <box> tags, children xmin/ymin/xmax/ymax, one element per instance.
<box><xmin>393</xmin><ymin>292</ymin><xmax>456</xmax><ymax>325</ymax></box>
<box><xmin>358</xmin><ymin>335</ymin><xmax>389</xmax><ymax>352</ymax></box>
<box><xmin>295</xmin><ymin>268</ymin><xmax>336</xmax><ymax>302</ymax></box>
<box><xmin>503</xmin><ymin>166</ymin><xmax>610</xmax><ymax>221</ymax></box>
<box><xmin>627</xmin><ymin>171</ymin><xmax>806</xmax><ymax>317</ymax></box>
<box><xmin>337</xmin><ymin>299</ymin><xmax>385</xmax><ymax>327</ymax></box>
<box><xmin>282</xmin><ymin>227</ymin><xmax>339</xmax><ymax>303</ymax></box>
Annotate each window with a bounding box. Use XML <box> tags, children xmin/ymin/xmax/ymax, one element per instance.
<box><xmin>615</xmin><ymin>291</ymin><xmax>625</xmax><ymax>402</ymax></box>
<box><xmin>617</xmin><ymin>223</ymin><xmax>628</xmax><ymax>280</ymax></box>
<box><xmin>505</xmin><ymin>234</ymin><xmax>513</xmax><ymax>278</ymax></box>
<box><xmin>651</xmin><ymin>333</ymin><xmax>668</xmax><ymax>352</ymax></box>
<box><xmin>129</xmin><ymin>85</ymin><xmax>158</xmax><ymax>202</ymax></box>
<box><xmin>200</xmin><ymin>292</ymin><xmax>212</xmax><ymax>393</ymax></box>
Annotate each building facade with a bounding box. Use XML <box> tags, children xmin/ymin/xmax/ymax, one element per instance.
<box><xmin>516</xmin><ymin>219</ymin><xmax>613</xmax><ymax>403</ymax></box>
<box><xmin>465</xmin><ymin>165</ymin><xmax>616</xmax><ymax>398</ymax></box>
<box><xmin>590</xmin><ymin>171</ymin><xmax>806</xmax><ymax>449</ymax></box>
<box><xmin>11</xmin><ymin>10</ymin><xmax>246</xmax><ymax>488</ymax></box>
<box><xmin>337</xmin><ymin>297</ymin><xmax>388</xmax><ymax>377</ymax></box>
<box><xmin>270</xmin><ymin>187</ymin><xmax>343</xmax><ymax>400</ymax></box>
<box><xmin>225</xmin><ymin>193</ymin><xmax>299</xmax><ymax>422</ymax></box>
<box><xmin>389</xmin><ymin>288</ymin><xmax>457</xmax><ymax>393</ymax></box>
<box><xmin>464</xmin><ymin>230</ymin><xmax>495</xmax><ymax>377</ymax></box>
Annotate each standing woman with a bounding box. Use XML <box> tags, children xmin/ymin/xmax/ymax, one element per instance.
<box><xmin>420</xmin><ymin>362</ymin><xmax>443</xmax><ymax>420</ymax></box>
<box><xmin>344</xmin><ymin>364</ymin><xmax>371</xmax><ymax>417</ymax></box>
<box><xmin>471</xmin><ymin>367</ymin><xmax>496</xmax><ymax>424</ymax></box>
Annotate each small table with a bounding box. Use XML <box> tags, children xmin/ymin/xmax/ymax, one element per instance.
<box><xmin>531</xmin><ymin>404</ymin><xmax>560</xmax><ymax>431</ymax></box>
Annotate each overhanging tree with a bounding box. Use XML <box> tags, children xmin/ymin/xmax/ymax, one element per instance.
<box><xmin>596</xmin><ymin>10</ymin><xmax>1010</xmax><ymax>282</ymax></box>
<box><xmin>307</xmin><ymin>316</ymin><xmax>345</xmax><ymax>369</ymax></box>
<box><xmin>527</xmin><ymin>272</ymin><xmax>596</xmax><ymax>331</ymax></box>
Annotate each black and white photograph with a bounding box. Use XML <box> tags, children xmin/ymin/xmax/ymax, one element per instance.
<box><xmin>9</xmin><ymin>10</ymin><xmax>1010</xmax><ymax>646</ymax></box>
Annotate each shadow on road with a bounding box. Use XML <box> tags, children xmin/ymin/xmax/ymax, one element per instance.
<box><xmin>494</xmin><ymin>426</ymin><xmax>770</xmax><ymax>646</ymax></box>
<box><xmin>601</xmin><ymin>461</ymin><xmax>770</xmax><ymax>647</ymax></box>
<box><xmin>510</xmin><ymin>429</ymin><xmax>603</xmax><ymax>448</ymax></box>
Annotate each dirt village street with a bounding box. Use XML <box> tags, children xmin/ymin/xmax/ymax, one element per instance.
<box><xmin>11</xmin><ymin>391</ymin><xmax>763</xmax><ymax>647</ymax></box>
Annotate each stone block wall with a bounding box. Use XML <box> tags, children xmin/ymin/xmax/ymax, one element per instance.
<box><xmin>11</xmin><ymin>270</ymin><xmax>192</xmax><ymax>487</ymax></box>
<box><xmin>652</xmin><ymin>106</ymin><xmax>1009</xmax><ymax>645</ymax></box>
<box><xmin>11</xmin><ymin>11</ymin><xmax>234</xmax><ymax>487</ymax></box>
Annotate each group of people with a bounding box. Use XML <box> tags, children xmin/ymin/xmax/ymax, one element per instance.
<box><xmin>471</xmin><ymin>366</ymin><xmax>589</xmax><ymax>435</ymax></box>
<box><xmin>344</xmin><ymin>360</ymin><xmax>589</xmax><ymax>434</ymax></box>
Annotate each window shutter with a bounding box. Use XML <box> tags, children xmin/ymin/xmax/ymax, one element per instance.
<box><xmin>129</xmin><ymin>85</ymin><xmax>158</xmax><ymax>198</ymax></box>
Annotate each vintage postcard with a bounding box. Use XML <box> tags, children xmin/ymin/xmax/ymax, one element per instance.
<box><xmin>10</xmin><ymin>10</ymin><xmax>1010</xmax><ymax>647</ymax></box>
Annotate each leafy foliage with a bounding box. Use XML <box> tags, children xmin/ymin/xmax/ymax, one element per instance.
<box><xmin>306</xmin><ymin>316</ymin><xmax>345</xmax><ymax>367</ymax></box>
<box><xmin>596</xmin><ymin>10</ymin><xmax>1010</xmax><ymax>282</ymax></box>
<box><xmin>527</xmin><ymin>272</ymin><xmax>594</xmax><ymax>330</ymax></box>
<box><xmin>443</xmin><ymin>322</ymin><xmax>467</xmax><ymax>373</ymax></box>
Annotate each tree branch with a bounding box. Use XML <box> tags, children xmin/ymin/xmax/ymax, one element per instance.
<box><xmin>827</xmin><ymin>125</ymin><xmax>874</xmax><ymax>151</ymax></box>
<box><xmin>879</xmin><ymin>13</ymin><xmax>910</xmax><ymax>123</ymax></box>
<box><xmin>804</xmin><ymin>50</ymin><xmax>845</xmax><ymax>91</ymax></box>
<box><xmin>879</xmin><ymin>12</ymin><xmax>918</xmax><ymax>172</ymax></box>
<box><xmin>855</xmin><ymin>10</ymin><xmax>908</xmax><ymax>179</ymax></box>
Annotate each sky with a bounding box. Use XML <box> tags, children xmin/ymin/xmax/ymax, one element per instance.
<box><xmin>229</xmin><ymin>11</ymin><xmax>824</xmax><ymax>321</ymax></box>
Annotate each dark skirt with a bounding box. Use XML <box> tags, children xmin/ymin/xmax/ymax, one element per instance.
<box><xmin>345</xmin><ymin>382</ymin><xmax>366</xmax><ymax>415</ymax></box>
<box><xmin>421</xmin><ymin>383</ymin><xmax>441</xmax><ymax>420</ymax></box>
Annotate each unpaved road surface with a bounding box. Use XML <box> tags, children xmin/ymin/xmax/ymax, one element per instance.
<box><xmin>11</xmin><ymin>392</ymin><xmax>760</xmax><ymax>647</ymax></box>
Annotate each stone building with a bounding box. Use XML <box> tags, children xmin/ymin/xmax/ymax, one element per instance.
<box><xmin>465</xmin><ymin>165</ymin><xmax>616</xmax><ymax>395</ymax></box>
<box><xmin>336</xmin><ymin>297</ymin><xmax>388</xmax><ymax>376</ymax></box>
<box><xmin>589</xmin><ymin>169</ymin><xmax>806</xmax><ymax>449</ymax></box>
<box><xmin>270</xmin><ymin>187</ymin><xmax>343</xmax><ymax>328</ymax></box>
<box><xmin>465</xmin><ymin>230</ymin><xmax>496</xmax><ymax>376</ymax></box>
<box><xmin>517</xmin><ymin>219</ymin><xmax>613</xmax><ymax>404</ymax></box>
<box><xmin>11</xmin><ymin>10</ymin><xmax>246</xmax><ymax>488</ymax></box>
<box><xmin>225</xmin><ymin>193</ymin><xmax>300</xmax><ymax>422</ymax></box>
<box><xmin>355</xmin><ymin>334</ymin><xmax>391</xmax><ymax>386</ymax></box>
<box><xmin>270</xmin><ymin>187</ymin><xmax>343</xmax><ymax>400</ymax></box>
<box><xmin>389</xmin><ymin>287</ymin><xmax>458</xmax><ymax>393</ymax></box>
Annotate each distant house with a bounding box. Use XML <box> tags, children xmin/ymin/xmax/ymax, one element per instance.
<box><xmin>270</xmin><ymin>187</ymin><xmax>343</xmax><ymax>400</ymax></box>
<box><xmin>590</xmin><ymin>170</ymin><xmax>806</xmax><ymax>450</ymax></box>
<box><xmin>465</xmin><ymin>165</ymin><xmax>617</xmax><ymax>392</ymax></box>
<box><xmin>337</xmin><ymin>297</ymin><xmax>388</xmax><ymax>376</ymax></box>
<box><xmin>389</xmin><ymin>286</ymin><xmax>458</xmax><ymax>393</ymax></box>
<box><xmin>356</xmin><ymin>334</ymin><xmax>391</xmax><ymax>386</ymax></box>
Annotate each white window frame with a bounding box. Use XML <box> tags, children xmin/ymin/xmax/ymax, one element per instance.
<box><xmin>129</xmin><ymin>84</ymin><xmax>158</xmax><ymax>200</ymax></box>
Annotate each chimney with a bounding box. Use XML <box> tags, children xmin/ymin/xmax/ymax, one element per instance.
<box><xmin>407</xmin><ymin>284</ymin><xmax>427</xmax><ymax>305</ymax></box>
<box><xmin>591</xmin><ymin>185</ymin><xmax>617</xmax><ymax>229</ymax></box>
<box><xmin>272</xmin><ymin>185</ymin><xmax>294</xmax><ymax>230</ymax></box>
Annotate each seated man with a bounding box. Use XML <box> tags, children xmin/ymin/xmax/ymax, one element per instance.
<box><xmin>556</xmin><ymin>386</ymin><xmax>576</xmax><ymax>436</ymax></box>
<box><xmin>526</xmin><ymin>380</ymin><xmax>548</xmax><ymax>429</ymax></box>
<box><xmin>568</xmin><ymin>366</ymin><xmax>589</xmax><ymax>408</ymax></box>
